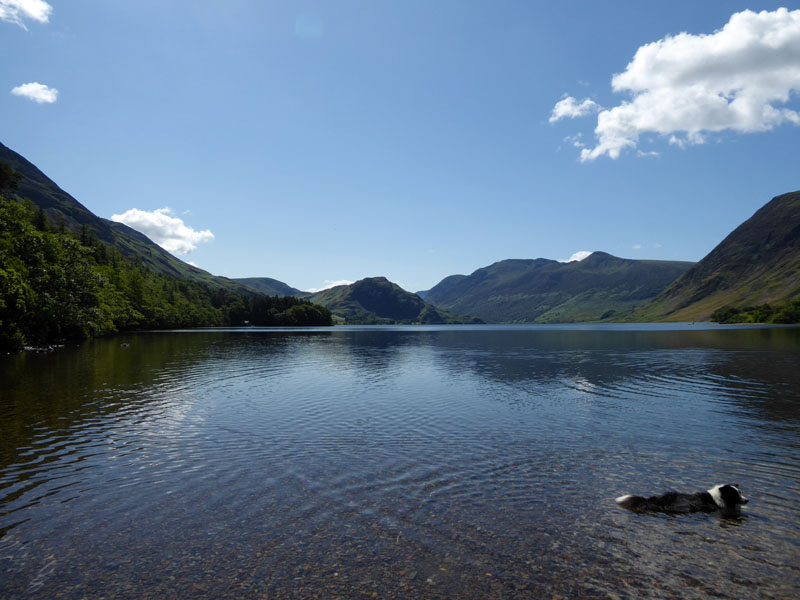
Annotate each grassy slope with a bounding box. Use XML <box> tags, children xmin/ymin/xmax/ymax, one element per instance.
<box><xmin>424</xmin><ymin>253</ymin><xmax>694</xmax><ymax>323</ymax></box>
<box><xmin>636</xmin><ymin>191</ymin><xmax>800</xmax><ymax>321</ymax></box>
<box><xmin>416</xmin><ymin>274</ymin><xmax>468</xmax><ymax>301</ymax></box>
<box><xmin>235</xmin><ymin>277</ymin><xmax>301</xmax><ymax>297</ymax></box>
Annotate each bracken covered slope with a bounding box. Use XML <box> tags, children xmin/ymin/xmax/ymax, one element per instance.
<box><xmin>637</xmin><ymin>191</ymin><xmax>800</xmax><ymax>321</ymax></box>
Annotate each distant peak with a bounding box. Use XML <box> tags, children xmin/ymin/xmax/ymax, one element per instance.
<box><xmin>580</xmin><ymin>251</ymin><xmax>620</xmax><ymax>264</ymax></box>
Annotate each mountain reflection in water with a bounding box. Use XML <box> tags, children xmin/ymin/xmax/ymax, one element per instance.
<box><xmin>1</xmin><ymin>325</ymin><xmax>799</xmax><ymax>599</ymax></box>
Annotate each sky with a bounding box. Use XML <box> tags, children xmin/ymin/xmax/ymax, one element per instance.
<box><xmin>2</xmin><ymin>1</ymin><xmax>799</xmax><ymax>293</ymax></box>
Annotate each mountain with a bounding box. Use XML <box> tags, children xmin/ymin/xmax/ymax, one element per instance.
<box><xmin>422</xmin><ymin>252</ymin><xmax>694</xmax><ymax>323</ymax></box>
<box><xmin>1</xmin><ymin>143</ymin><xmax>334</xmax><ymax>349</ymax></box>
<box><xmin>235</xmin><ymin>277</ymin><xmax>301</xmax><ymax>297</ymax></box>
<box><xmin>0</xmin><ymin>141</ymin><xmax>246</xmax><ymax>293</ymax></box>
<box><xmin>636</xmin><ymin>191</ymin><xmax>800</xmax><ymax>321</ymax></box>
<box><xmin>303</xmin><ymin>277</ymin><xmax>482</xmax><ymax>324</ymax></box>
<box><xmin>416</xmin><ymin>274</ymin><xmax>467</xmax><ymax>301</ymax></box>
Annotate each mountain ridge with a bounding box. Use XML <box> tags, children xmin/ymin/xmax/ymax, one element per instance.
<box><xmin>635</xmin><ymin>190</ymin><xmax>800</xmax><ymax>321</ymax></box>
<box><xmin>235</xmin><ymin>277</ymin><xmax>302</xmax><ymax>297</ymax></box>
<box><xmin>0</xmin><ymin>141</ymin><xmax>248</xmax><ymax>293</ymax></box>
<box><xmin>6</xmin><ymin>141</ymin><xmax>799</xmax><ymax>325</ymax></box>
<box><xmin>303</xmin><ymin>277</ymin><xmax>482</xmax><ymax>324</ymax></box>
<box><xmin>422</xmin><ymin>252</ymin><xmax>695</xmax><ymax>323</ymax></box>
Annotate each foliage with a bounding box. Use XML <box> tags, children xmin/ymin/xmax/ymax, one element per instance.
<box><xmin>710</xmin><ymin>305</ymin><xmax>748</xmax><ymax>324</ymax></box>
<box><xmin>243</xmin><ymin>294</ymin><xmax>332</xmax><ymax>326</ymax></box>
<box><xmin>710</xmin><ymin>300</ymin><xmax>800</xmax><ymax>324</ymax></box>
<box><xmin>772</xmin><ymin>299</ymin><xmax>800</xmax><ymax>323</ymax></box>
<box><xmin>0</xmin><ymin>142</ymin><xmax>252</xmax><ymax>293</ymax></box>
<box><xmin>0</xmin><ymin>161</ymin><xmax>21</xmax><ymax>192</ymax></box>
<box><xmin>0</xmin><ymin>195</ymin><xmax>331</xmax><ymax>352</ymax></box>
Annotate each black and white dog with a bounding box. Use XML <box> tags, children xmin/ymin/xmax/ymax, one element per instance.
<box><xmin>615</xmin><ymin>484</ymin><xmax>748</xmax><ymax>514</ymax></box>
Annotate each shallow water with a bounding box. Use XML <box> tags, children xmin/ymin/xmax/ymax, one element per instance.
<box><xmin>1</xmin><ymin>324</ymin><xmax>799</xmax><ymax>598</ymax></box>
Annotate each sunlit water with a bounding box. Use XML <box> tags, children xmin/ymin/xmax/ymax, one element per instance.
<box><xmin>1</xmin><ymin>324</ymin><xmax>799</xmax><ymax>598</ymax></box>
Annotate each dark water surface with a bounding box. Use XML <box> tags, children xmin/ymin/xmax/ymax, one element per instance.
<box><xmin>1</xmin><ymin>324</ymin><xmax>799</xmax><ymax>598</ymax></box>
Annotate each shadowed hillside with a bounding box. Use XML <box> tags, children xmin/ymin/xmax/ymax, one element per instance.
<box><xmin>235</xmin><ymin>277</ymin><xmax>301</xmax><ymax>297</ymax></box>
<box><xmin>0</xmin><ymin>141</ymin><xmax>246</xmax><ymax>293</ymax></box>
<box><xmin>422</xmin><ymin>252</ymin><xmax>694</xmax><ymax>323</ymax></box>
<box><xmin>1</xmin><ymin>144</ymin><xmax>333</xmax><ymax>350</ymax></box>
<box><xmin>636</xmin><ymin>191</ymin><xmax>800</xmax><ymax>321</ymax></box>
<box><xmin>304</xmin><ymin>277</ymin><xmax>482</xmax><ymax>324</ymax></box>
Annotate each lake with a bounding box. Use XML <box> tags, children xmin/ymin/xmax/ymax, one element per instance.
<box><xmin>1</xmin><ymin>324</ymin><xmax>799</xmax><ymax>598</ymax></box>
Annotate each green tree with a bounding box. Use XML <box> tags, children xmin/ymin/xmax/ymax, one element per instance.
<box><xmin>0</xmin><ymin>162</ymin><xmax>21</xmax><ymax>193</ymax></box>
<box><xmin>772</xmin><ymin>299</ymin><xmax>800</xmax><ymax>323</ymax></box>
<box><xmin>1</xmin><ymin>186</ymin><xmax>332</xmax><ymax>353</ymax></box>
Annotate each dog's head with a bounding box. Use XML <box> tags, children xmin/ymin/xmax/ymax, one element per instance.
<box><xmin>709</xmin><ymin>484</ymin><xmax>748</xmax><ymax>509</ymax></box>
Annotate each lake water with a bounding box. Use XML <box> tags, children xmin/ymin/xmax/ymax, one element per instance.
<box><xmin>1</xmin><ymin>324</ymin><xmax>799</xmax><ymax>599</ymax></box>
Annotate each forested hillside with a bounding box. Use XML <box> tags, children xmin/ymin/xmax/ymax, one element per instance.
<box><xmin>0</xmin><ymin>141</ymin><xmax>246</xmax><ymax>291</ymax></box>
<box><xmin>0</xmin><ymin>165</ymin><xmax>331</xmax><ymax>352</ymax></box>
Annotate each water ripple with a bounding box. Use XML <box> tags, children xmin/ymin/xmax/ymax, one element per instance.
<box><xmin>1</xmin><ymin>327</ymin><xmax>799</xmax><ymax>598</ymax></box>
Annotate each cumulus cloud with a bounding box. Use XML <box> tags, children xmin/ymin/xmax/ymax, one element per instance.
<box><xmin>551</xmin><ymin>8</ymin><xmax>800</xmax><ymax>161</ymax></box>
<box><xmin>306</xmin><ymin>280</ymin><xmax>354</xmax><ymax>293</ymax></box>
<box><xmin>11</xmin><ymin>82</ymin><xmax>58</xmax><ymax>103</ymax></box>
<box><xmin>0</xmin><ymin>0</ymin><xmax>52</xmax><ymax>28</ymax></box>
<box><xmin>561</xmin><ymin>250</ymin><xmax>592</xmax><ymax>263</ymax></box>
<box><xmin>111</xmin><ymin>207</ymin><xmax>214</xmax><ymax>255</ymax></box>
<box><xmin>549</xmin><ymin>96</ymin><xmax>601</xmax><ymax>122</ymax></box>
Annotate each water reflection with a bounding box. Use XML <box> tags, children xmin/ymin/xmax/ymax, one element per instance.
<box><xmin>1</xmin><ymin>325</ymin><xmax>799</xmax><ymax>598</ymax></box>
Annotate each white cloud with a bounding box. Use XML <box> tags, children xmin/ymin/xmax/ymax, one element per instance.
<box><xmin>306</xmin><ymin>280</ymin><xmax>354</xmax><ymax>293</ymax></box>
<box><xmin>561</xmin><ymin>250</ymin><xmax>592</xmax><ymax>263</ymax></box>
<box><xmin>0</xmin><ymin>0</ymin><xmax>52</xmax><ymax>28</ymax></box>
<box><xmin>11</xmin><ymin>82</ymin><xmax>58</xmax><ymax>104</ymax></box>
<box><xmin>549</xmin><ymin>96</ymin><xmax>601</xmax><ymax>123</ymax></box>
<box><xmin>552</xmin><ymin>8</ymin><xmax>800</xmax><ymax>161</ymax></box>
<box><xmin>632</xmin><ymin>244</ymin><xmax>642</xmax><ymax>250</ymax></box>
<box><xmin>111</xmin><ymin>207</ymin><xmax>214</xmax><ymax>255</ymax></box>
<box><xmin>564</xmin><ymin>134</ymin><xmax>585</xmax><ymax>149</ymax></box>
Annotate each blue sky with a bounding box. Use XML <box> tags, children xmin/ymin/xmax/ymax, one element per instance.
<box><xmin>2</xmin><ymin>1</ymin><xmax>799</xmax><ymax>293</ymax></box>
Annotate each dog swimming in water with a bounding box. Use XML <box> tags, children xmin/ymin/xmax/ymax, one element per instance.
<box><xmin>615</xmin><ymin>484</ymin><xmax>748</xmax><ymax>514</ymax></box>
